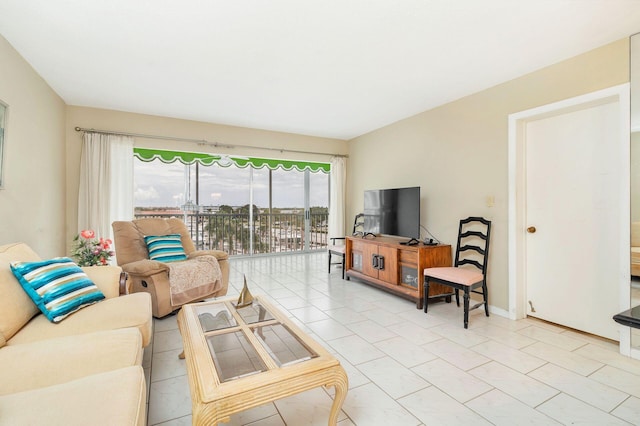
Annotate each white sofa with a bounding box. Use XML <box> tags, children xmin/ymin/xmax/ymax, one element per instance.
<box><xmin>0</xmin><ymin>242</ymin><xmax>153</xmax><ymax>426</ymax></box>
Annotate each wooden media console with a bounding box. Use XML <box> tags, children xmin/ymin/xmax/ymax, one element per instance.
<box><xmin>345</xmin><ymin>235</ymin><xmax>452</xmax><ymax>309</ymax></box>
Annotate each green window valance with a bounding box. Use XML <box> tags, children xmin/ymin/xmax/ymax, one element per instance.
<box><xmin>133</xmin><ymin>148</ymin><xmax>330</xmax><ymax>173</ymax></box>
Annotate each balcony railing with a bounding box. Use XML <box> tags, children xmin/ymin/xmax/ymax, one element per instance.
<box><xmin>134</xmin><ymin>212</ymin><xmax>329</xmax><ymax>256</ymax></box>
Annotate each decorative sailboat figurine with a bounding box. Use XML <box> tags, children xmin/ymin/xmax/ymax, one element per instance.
<box><xmin>235</xmin><ymin>275</ymin><xmax>254</xmax><ymax>308</ymax></box>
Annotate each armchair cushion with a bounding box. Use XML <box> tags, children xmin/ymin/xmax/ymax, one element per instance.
<box><xmin>118</xmin><ymin>259</ymin><xmax>169</xmax><ymax>275</ymax></box>
<box><xmin>189</xmin><ymin>249</ymin><xmax>229</xmax><ymax>262</ymax></box>
<box><xmin>112</xmin><ymin>218</ymin><xmax>197</xmax><ymax>265</ymax></box>
<box><xmin>10</xmin><ymin>258</ymin><xmax>105</xmax><ymax>323</ymax></box>
<box><xmin>144</xmin><ymin>234</ymin><xmax>187</xmax><ymax>263</ymax></box>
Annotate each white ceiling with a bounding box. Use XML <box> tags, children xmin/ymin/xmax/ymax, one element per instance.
<box><xmin>0</xmin><ymin>1</ymin><xmax>639</xmax><ymax>140</ymax></box>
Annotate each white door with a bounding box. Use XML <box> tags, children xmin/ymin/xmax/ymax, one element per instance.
<box><xmin>525</xmin><ymin>101</ymin><xmax>621</xmax><ymax>340</ymax></box>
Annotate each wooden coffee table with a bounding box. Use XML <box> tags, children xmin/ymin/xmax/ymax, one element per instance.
<box><xmin>177</xmin><ymin>296</ymin><xmax>348</xmax><ymax>425</ymax></box>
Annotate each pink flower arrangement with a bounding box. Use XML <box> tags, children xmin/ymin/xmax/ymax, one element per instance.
<box><xmin>72</xmin><ymin>230</ymin><xmax>114</xmax><ymax>266</ymax></box>
<box><xmin>80</xmin><ymin>229</ymin><xmax>95</xmax><ymax>239</ymax></box>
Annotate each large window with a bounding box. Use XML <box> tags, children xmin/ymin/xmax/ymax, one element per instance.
<box><xmin>133</xmin><ymin>149</ymin><xmax>329</xmax><ymax>256</ymax></box>
<box><xmin>134</xmin><ymin>159</ymin><xmax>185</xmax><ymax>208</ymax></box>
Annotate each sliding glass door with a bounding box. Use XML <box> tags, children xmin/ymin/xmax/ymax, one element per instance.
<box><xmin>308</xmin><ymin>169</ymin><xmax>329</xmax><ymax>250</ymax></box>
<box><xmin>133</xmin><ymin>150</ymin><xmax>329</xmax><ymax>256</ymax></box>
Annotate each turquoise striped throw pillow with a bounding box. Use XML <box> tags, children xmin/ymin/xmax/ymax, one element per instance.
<box><xmin>144</xmin><ymin>234</ymin><xmax>187</xmax><ymax>263</ymax></box>
<box><xmin>10</xmin><ymin>257</ymin><xmax>105</xmax><ymax>323</ymax></box>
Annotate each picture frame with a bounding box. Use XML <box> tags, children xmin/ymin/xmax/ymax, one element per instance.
<box><xmin>0</xmin><ymin>100</ymin><xmax>6</xmax><ymax>188</ymax></box>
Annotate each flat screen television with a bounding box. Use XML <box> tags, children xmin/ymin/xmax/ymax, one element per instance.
<box><xmin>363</xmin><ymin>186</ymin><xmax>420</xmax><ymax>239</ymax></box>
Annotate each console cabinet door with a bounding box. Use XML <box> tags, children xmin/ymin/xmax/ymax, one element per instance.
<box><xmin>377</xmin><ymin>246</ymin><xmax>398</xmax><ymax>284</ymax></box>
<box><xmin>349</xmin><ymin>239</ymin><xmax>364</xmax><ymax>272</ymax></box>
<box><xmin>399</xmin><ymin>250</ymin><xmax>419</xmax><ymax>289</ymax></box>
<box><xmin>362</xmin><ymin>242</ymin><xmax>379</xmax><ymax>278</ymax></box>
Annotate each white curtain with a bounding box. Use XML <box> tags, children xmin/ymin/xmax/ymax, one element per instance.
<box><xmin>78</xmin><ymin>132</ymin><xmax>134</xmax><ymax>241</ymax></box>
<box><xmin>328</xmin><ymin>156</ymin><xmax>346</xmax><ymax>239</ymax></box>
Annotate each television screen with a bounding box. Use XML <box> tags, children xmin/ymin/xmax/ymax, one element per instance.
<box><xmin>363</xmin><ymin>186</ymin><xmax>420</xmax><ymax>239</ymax></box>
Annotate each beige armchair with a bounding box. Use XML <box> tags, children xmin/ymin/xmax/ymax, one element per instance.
<box><xmin>112</xmin><ymin>218</ymin><xmax>229</xmax><ymax>317</ymax></box>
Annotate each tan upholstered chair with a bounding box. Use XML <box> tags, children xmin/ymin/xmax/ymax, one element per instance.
<box><xmin>112</xmin><ymin>218</ymin><xmax>229</xmax><ymax>318</ymax></box>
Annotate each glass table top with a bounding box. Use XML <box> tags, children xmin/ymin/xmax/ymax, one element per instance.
<box><xmin>235</xmin><ymin>301</ymin><xmax>276</xmax><ymax>324</ymax></box>
<box><xmin>195</xmin><ymin>298</ymin><xmax>318</xmax><ymax>382</ymax></box>
<box><xmin>252</xmin><ymin>323</ymin><xmax>315</xmax><ymax>367</ymax></box>
<box><xmin>206</xmin><ymin>331</ymin><xmax>268</xmax><ymax>381</ymax></box>
<box><xmin>196</xmin><ymin>304</ymin><xmax>237</xmax><ymax>332</ymax></box>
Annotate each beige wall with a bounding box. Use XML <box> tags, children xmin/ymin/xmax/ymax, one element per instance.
<box><xmin>0</xmin><ymin>35</ymin><xmax>66</xmax><ymax>257</ymax></box>
<box><xmin>0</xmin><ymin>29</ymin><xmax>631</xmax><ymax>298</ymax></box>
<box><xmin>347</xmin><ymin>39</ymin><xmax>630</xmax><ymax>311</ymax></box>
<box><xmin>65</xmin><ymin>106</ymin><xmax>347</xmax><ymax>247</ymax></box>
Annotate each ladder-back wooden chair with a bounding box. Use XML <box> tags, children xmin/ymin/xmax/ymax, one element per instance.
<box><xmin>328</xmin><ymin>214</ymin><xmax>364</xmax><ymax>279</ymax></box>
<box><xmin>423</xmin><ymin>217</ymin><xmax>491</xmax><ymax>328</ymax></box>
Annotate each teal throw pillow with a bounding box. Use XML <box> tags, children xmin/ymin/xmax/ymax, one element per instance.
<box><xmin>144</xmin><ymin>234</ymin><xmax>188</xmax><ymax>263</ymax></box>
<box><xmin>10</xmin><ymin>257</ymin><xmax>105</xmax><ymax>323</ymax></box>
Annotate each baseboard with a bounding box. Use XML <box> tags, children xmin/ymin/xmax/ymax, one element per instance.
<box><xmin>488</xmin><ymin>304</ymin><xmax>510</xmax><ymax>319</ymax></box>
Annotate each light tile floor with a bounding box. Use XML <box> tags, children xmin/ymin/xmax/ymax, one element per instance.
<box><xmin>145</xmin><ymin>253</ymin><xmax>640</xmax><ymax>425</ymax></box>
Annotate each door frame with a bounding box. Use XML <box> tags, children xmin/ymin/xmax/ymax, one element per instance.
<box><xmin>507</xmin><ymin>84</ymin><xmax>632</xmax><ymax>354</ymax></box>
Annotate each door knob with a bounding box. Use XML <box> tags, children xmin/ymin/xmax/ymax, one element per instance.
<box><xmin>527</xmin><ymin>226</ymin><xmax>536</xmax><ymax>233</ymax></box>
